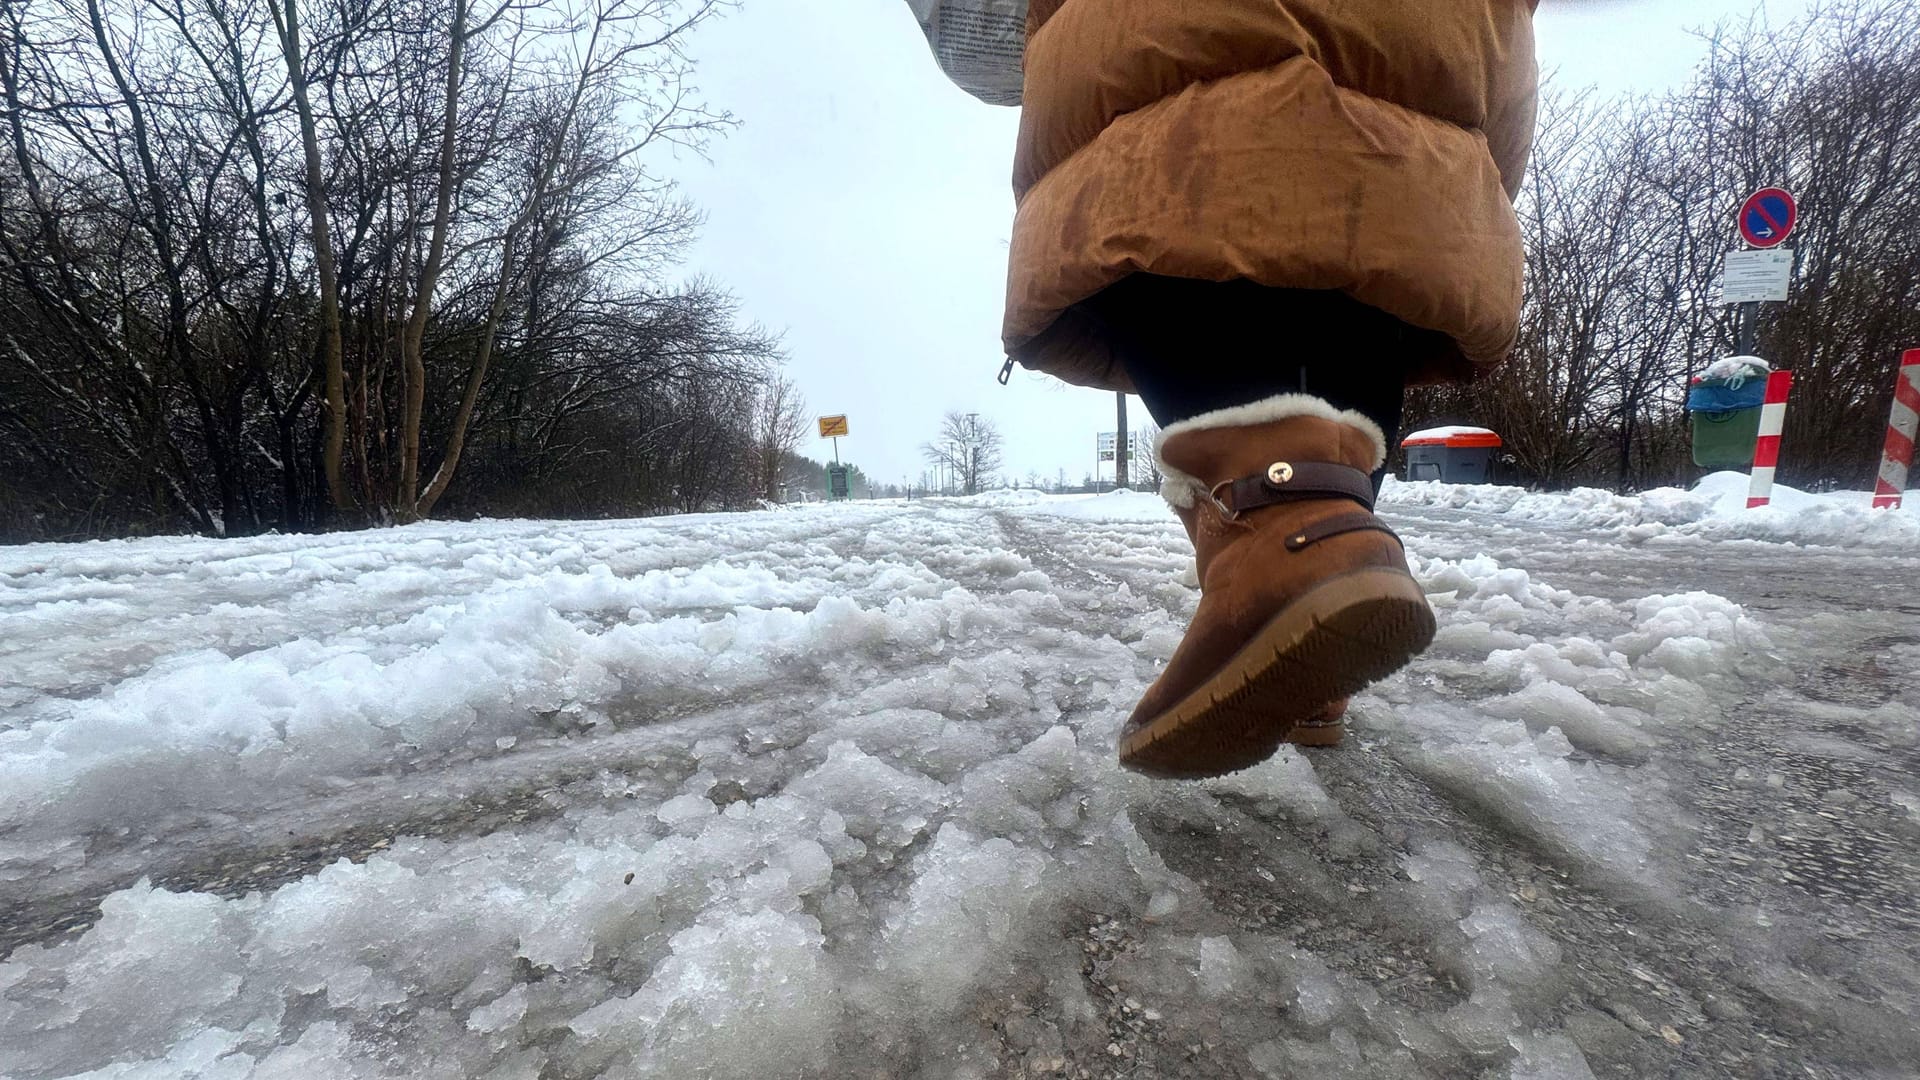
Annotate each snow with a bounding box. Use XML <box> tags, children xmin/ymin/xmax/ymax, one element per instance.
<box><xmin>1402</xmin><ymin>425</ymin><xmax>1499</xmax><ymax>443</ymax></box>
<box><xmin>1381</xmin><ymin>470</ymin><xmax>1920</xmax><ymax>549</ymax></box>
<box><xmin>1011</xmin><ymin>488</ymin><xmax>1172</xmax><ymax>522</ymax></box>
<box><xmin>3</xmin><ymin>486</ymin><xmax>1917</xmax><ymax>1077</ymax></box>
<box><xmin>1696</xmin><ymin>355</ymin><xmax>1771</xmax><ymax>384</ymax></box>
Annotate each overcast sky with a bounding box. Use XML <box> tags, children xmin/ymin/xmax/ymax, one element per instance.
<box><xmin>665</xmin><ymin>0</ymin><xmax>1813</xmax><ymax>488</ymax></box>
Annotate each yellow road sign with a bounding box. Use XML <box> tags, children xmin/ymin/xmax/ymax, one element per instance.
<box><xmin>818</xmin><ymin>415</ymin><xmax>850</xmax><ymax>438</ymax></box>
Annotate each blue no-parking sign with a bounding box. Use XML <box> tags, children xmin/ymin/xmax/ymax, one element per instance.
<box><xmin>1739</xmin><ymin>188</ymin><xmax>1798</xmax><ymax>249</ymax></box>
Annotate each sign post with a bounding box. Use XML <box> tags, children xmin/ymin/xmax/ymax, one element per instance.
<box><xmin>817</xmin><ymin>415</ymin><xmax>851</xmax><ymax>501</ymax></box>
<box><xmin>1726</xmin><ymin>188</ymin><xmax>1799</xmax><ymax>355</ymax></box>
<box><xmin>1874</xmin><ymin>351</ymin><xmax>1920</xmax><ymax>510</ymax></box>
<box><xmin>1717</xmin><ymin>189</ymin><xmax>1799</xmax><ymax>504</ymax></box>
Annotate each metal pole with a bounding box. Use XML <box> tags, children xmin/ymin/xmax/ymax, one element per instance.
<box><xmin>1115</xmin><ymin>392</ymin><xmax>1129</xmax><ymax>490</ymax></box>
<box><xmin>1737</xmin><ymin>301</ymin><xmax>1758</xmax><ymax>357</ymax></box>
<box><xmin>965</xmin><ymin>413</ymin><xmax>979</xmax><ymax>496</ymax></box>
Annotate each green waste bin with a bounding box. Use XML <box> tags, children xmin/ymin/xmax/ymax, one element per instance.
<box><xmin>1687</xmin><ymin>366</ymin><xmax>1769</xmax><ymax>469</ymax></box>
<box><xmin>1689</xmin><ymin>407</ymin><xmax>1763</xmax><ymax>468</ymax></box>
<box><xmin>826</xmin><ymin>463</ymin><xmax>852</xmax><ymax>500</ymax></box>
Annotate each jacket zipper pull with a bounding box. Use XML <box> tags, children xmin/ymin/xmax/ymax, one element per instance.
<box><xmin>997</xmin><ymin>356</ymin><xmax>1015</xmax><ymax>385</ymax></box>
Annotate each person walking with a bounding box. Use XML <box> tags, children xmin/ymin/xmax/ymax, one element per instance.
<box><xmin>915</xmin><ymin>1</ymin><xmax>1540</xmax><ymax>778</ymax></box>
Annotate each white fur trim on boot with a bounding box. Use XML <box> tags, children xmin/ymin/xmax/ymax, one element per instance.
<box><xmin>1154</xmin><ymin>394</ymin><xmax>1389</xmax><ymax>509</ymax></box>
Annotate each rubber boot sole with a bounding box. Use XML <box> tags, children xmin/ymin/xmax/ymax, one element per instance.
<box><xmin>1286</xmin><ymin>717</ymin><xmax>1345</xmax><ymax>748</ymax></box>
<box><xmin>1118</xmin><ymin>568</ymin><xmax>1435</xmax><ymax>779</ymax></box>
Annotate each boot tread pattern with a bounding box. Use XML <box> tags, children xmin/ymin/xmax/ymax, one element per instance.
<box><xmin>1119</xmin><ymin>568</ymin><xmax>1435</xmax><ymax>779</ymax></box>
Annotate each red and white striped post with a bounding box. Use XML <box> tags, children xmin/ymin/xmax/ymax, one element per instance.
<box><xmin>1746</xmin><ymin>370</ymin><xmax>1795</xmax><ymax>509</ymax></box>
<box><xmin>1873</xmin><ymin>350</ymin><xmax>1920</xmax><ymax>510</ymax></box>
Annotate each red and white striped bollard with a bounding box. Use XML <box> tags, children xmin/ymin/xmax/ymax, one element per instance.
<box><xmin>1746</xmin><ymin>370</ymin><xmax>1794</xmax><ymax>509</ymax></box>
<box><xmin>1873</xmin><ymin>350</ymin><xmax>1920</xmax><ymax>510</ymax></box>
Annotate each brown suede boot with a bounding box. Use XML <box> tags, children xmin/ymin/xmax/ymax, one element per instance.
<box><xmin>1121</xmin><ymin>395</ymin><xmax>1434</xmax><ymax>778</ymax></box>
<box><xmin>1171</xmin><ymin>504</ymin><xmax>1351</xmax><ymax>749</ymax></box>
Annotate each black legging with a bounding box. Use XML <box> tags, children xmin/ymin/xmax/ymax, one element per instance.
<box><xmin>1076</xmin><ymin>275</ymin><xmax>1449</xmax><ymax>448</ymax></box>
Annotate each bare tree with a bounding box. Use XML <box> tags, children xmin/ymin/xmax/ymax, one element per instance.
<box><xmin>1136</xmin><ymin>420</ymin><xmax>1164</xmax><ymax>491</ymax></box>
<box><xmin>271</xmin><ymin>0</ymin><xmax>352</xmax><ymax>514</ymax></box>
<box><xmin>754</xmin><ymin>375</ymin><xmax>808</xmax><ymax>501</ymax></box>
<box><xmin>0</xmin><ymin>0</ymin><xmax>779</xmax><ymax>541</ymax></box>
<box><xmin>921</xmin><ymin>411</ymin><xmax>1003</xmax><ymax>496</ymax></box>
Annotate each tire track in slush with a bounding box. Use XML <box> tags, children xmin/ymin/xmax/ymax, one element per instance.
<box><xmin>1</xmin><ymin>511</ymin><xmax>1038</xmax><ymax>961</ymax></box>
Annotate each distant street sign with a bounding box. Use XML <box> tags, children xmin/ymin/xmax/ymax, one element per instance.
<box><xmin>826</xmin><ymin>463</ymin><xmax>852</xmax><ymax>500</ymax></box>
<box><xmin>1721</xmin><ymin>249</ymin><xmax>1793</xmax><ymax>304</ymax></box>
<box><xmin>1095</xmin><ymin>431</ymin><xmax>1153</xmax><ymax>466</ymax></box>
<box><xmin>1739</xmin><ymin>188</ymin><xmax>1798</xmax><ymax>249</ymax></box>
<box><xmin>818</xmin><ymin>415</ymin><xmax>850</xmax><ymax>438</ymax></box>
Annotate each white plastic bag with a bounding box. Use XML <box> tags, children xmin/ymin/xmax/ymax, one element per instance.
<box><xmin>1698</xmin><ymin>356</ymin><xmax>1772</xmax><ymax>388</ymax></box>
<box><xmin>905</xmin><ymin>0</ymin><xmax>1027</xmax><ymax>106</ymax></box>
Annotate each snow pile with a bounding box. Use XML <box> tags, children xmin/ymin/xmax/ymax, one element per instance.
<box><xmin>1380</xmin><ymin>478</ymin><xmax>1715</xmax><ymax>530</ymax></box>
<box><xmin>1382</xmin><ymin>470</ymin><xmax>1920</xmax><ymax>549</ymax></box>
<box><xmin>1665</xmin><ymin>471</ymin><xmax>1920</xmax><ymax>548</ymax></box>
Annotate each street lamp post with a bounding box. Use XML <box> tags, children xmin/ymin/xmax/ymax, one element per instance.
<box><xmin>965</xmin><ymin>413</ymin><xmax>980</xmax><ymax>495</ymax></box>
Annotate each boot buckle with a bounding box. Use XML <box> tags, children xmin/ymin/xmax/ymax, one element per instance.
<box><xmin>1205</xmin><ymin>461</ymin><xmax>1377</xmax><ymax>523</ymax></box>
<box><xmin>1209</xmin><ymin>463</ymin><xmax>1296</xmax><ymax>521</ymax></box>
<box><xmin>1206</xmin><ymin>481</ymin><xmax>1244</xmax><ymax>522</ymax></box>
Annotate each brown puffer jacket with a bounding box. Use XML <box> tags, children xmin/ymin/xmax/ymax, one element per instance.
<box><xmin>1005</xmin><ymin>0</ymin><xmax>1539</xmax><ymax>390</ymax></box>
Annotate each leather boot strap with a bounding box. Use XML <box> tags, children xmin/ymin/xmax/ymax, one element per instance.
<box><xmin>1208</xmin><ymin>460</ymin><xmax>1375</xmax><ymax>521</ymax></box>
<box><xmin>1283</xmin><ymin>510</ymin><xmax>1402</xmax><ymax>551</ymax></box>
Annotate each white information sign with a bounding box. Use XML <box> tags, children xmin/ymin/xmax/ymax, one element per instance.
<box><xmin>1720</xmin><ymin>249</ymin><xmax>1793</xmax><ymax>304</ymax></box>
